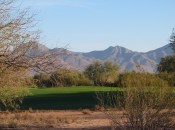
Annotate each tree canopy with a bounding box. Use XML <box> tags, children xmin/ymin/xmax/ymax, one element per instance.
<box><xmin>157</xmin><ymin>55</ymin><xmax>175</xmax><ymax>73</ymax></box>
<box><xmin>84</xmin><ymin>61</ymin><xmax>119</xmax><ymax>86</ymax></box>
<box><xmin>170</xmin><ymin>29</ymin><xmax>175</xmax><ymax>52</ymax></box>
<box><xmin>157</xmin><ymin>30</ymin><xmax>175</xmax><ymax>73</ymax></box>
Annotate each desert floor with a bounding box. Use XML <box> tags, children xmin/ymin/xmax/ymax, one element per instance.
<box><xmin>0</xmin><ymin>110</ymin><xmax>114</xmax><ymax>130</ymax></box>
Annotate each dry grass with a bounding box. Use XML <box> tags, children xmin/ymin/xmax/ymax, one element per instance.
<box><xmin>0</xmin><ymin>110</ymin><xmax>80</xmax><ymax>128</ymax></box>
<box><xmin>0</xmin><ymin>110</ymin><xmax>111</xmax><ymax>129</ymax></box>
<box><xmin>1</xmin><ymin>109</ymin><xmax>175</xmax><ymax>129</ymax></box>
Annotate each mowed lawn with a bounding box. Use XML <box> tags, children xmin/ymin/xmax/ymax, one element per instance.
<box><xmin>21</xmin><ymin>86</ymin><xmax>118</xmax><ymax>110</ymax></box>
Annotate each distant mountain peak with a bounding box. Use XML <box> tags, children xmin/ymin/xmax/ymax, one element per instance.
<box><xmin>80</xmin><ymin>44</ymin><xmax>173</xmax><ymax>72</ymax></box>
<box><xmin>33</xmin><ymin>42</ymin><xmax>49</xmax><ymax>52</ymax></box>
<box><xmin>35</xmin><ymin>43</ymin><xmax>174</xmax><ymax>73</ymax></box>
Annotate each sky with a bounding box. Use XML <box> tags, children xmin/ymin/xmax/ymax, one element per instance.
<box><xmin>19</xmin><ymin>0</ymin><xmax>175</xmax><ymax>52</ymax></box>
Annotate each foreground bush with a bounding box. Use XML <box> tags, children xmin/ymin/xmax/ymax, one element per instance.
<box><xmin>0</xmin><ymin>69</ymin><xmax>29</xmax><ymax>110</ymax></box>
<box><xmin>99</xmin><ymin>72</ymin><xmax>175</xmax><ymax>130</ymax></box>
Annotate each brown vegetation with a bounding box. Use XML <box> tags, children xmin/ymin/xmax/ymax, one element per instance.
<box><xmin>0</xmin><ymin>110</ymin><xmax>111</xmax><ymax>129</ymax></box>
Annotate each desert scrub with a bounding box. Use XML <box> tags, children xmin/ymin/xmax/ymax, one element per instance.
<box><xmin>100</xmin><ymin>72</ymin><xmax>175</xmax><ymax>130</ymax></box>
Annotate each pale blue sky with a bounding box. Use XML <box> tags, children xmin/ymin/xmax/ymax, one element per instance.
<box><xmin>20</xmin><ymin>0</ymin><xmax>175</xmax><ymax>52</ymax></box>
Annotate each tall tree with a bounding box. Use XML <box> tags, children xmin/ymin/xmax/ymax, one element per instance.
<box><xmin>157</xmin><ymin>30</ymin><xmax>175</xmax><ymax>73</ymax></box>
<box><xmin>170</xmin><ymin>28</ymin><xmax>175</xmax><ymax>52</ymax></box>
<box><xmin>0</xmin><ymin>0</ymin><xmax>64</xmax><ymax>109</ymax></box>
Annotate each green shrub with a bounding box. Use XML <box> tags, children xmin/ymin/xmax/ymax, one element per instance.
<box><xmin>50</xmin><ymin>69</ymin><xmax>92</xmax><ymax>87</ymax></box>
<box><xmin>118</xmin><ymin>71</ymin><xmax>168</xmax><ymax>88</ymax></box>
<box><xmin>76</xmin><ymin>73</ymin><xmax>92</xmax><ymax>86</ymax></box>
<box><xmin>34</xmin><ymin>73</ymin><xmax>52</xmax><ymax>87</ymax></box>
<box><xmin>157</xmin><ymin>72</ymin><xmax>175</xmax><ymax>87</ymax></box>
<box><xmin>50</xmin><ymin>69</ymin><xmax>78</xmax><ymax>87</ymax></box>
<box><xmin>34</xmin><ymin>69</ymin><xmax>92</xmax><ymax>87</ymax></box>
<box><xmin>84</xmin><ymin>61</ymin><xmax>119</xmax><ymax>86</ymax></box>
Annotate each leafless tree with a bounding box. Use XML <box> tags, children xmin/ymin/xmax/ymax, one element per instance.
<box><xmin>0</xmin><ymin>0</ymin><xmax>66</xmax><ymax>109</ymax></box>
<box><xmin>0</xmin><ymin>0</ymin><xmax>66</xmax><ymax>74</ymax></box>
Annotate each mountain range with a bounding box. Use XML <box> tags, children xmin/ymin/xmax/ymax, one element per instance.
<box><xmin>35</xmin><ymin>43</ymin><xmax>174</xmax><ymax>73</ymax></box>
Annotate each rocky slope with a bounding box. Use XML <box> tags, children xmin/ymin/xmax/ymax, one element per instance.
<box><xmin>36</xmin><ymin>44</ymin><xmax>173</xmax><ymax>72</ymax></box>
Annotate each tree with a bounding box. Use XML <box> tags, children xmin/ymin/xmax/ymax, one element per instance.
<box><xmin>0</xmin><ymin>0</ymin><xmax>64</xmax><ymax>109</ymax></box>
<box><xmin>84</xmin><ymin>61</ymin><xmax>102</xmax><ymax>86</ymax></box>
<box><xmin>157</xmin><ymin>55</ymin><xmax>175</xmax><ymax>73</ymax></box>
<box><xmin>84</xmin><ymin>61</ymin><xmax>119</xmax><ymax>86</ymax></box>
<box><xmin>170</xmin><ymin>29</ymin><xmax>175</xmax><ymax>52</ymax></box>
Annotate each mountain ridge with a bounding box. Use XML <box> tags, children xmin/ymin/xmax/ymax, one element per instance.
<box><xmin>38</xmin><ymin>44</ymin><xmax>173</xmax><ymax>73</ymax></box>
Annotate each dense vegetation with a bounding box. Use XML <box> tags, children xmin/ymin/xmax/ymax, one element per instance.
<box><xmin>34</xmin><ymin>69</ymin><xmax>92</xmax><ymax>87</ymax></box>
<box><xmin>33</xmin><ymin>61</ymin><xmax>175</xmax><ymax>89</ymax></box>
<box><xmin>33</xmin><ymin>61</ymin><xmax>119</xmax><ymax>87</ymax></box>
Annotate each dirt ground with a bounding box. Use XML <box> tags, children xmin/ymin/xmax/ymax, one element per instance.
<box><xmin>1</xmin><ymin>110</ymin><xmax>175</xmax><ymax>130</ymax></box>
<box><xmin>41</xmin><ymin>110</ymin><xmax>111</xmax><ymax>129</ymax></box>
<box><xmin>56</xmin><ymin>110</ymin><xmax>110</xmax><ymax>128</ymax></box>
<box><xmin>0</xmin><ymin>110</ymin><xmax>113</xmax><ymax>130</ymax></box>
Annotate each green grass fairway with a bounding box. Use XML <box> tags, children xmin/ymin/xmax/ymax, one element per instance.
<box><xmin>21</xmin><ymin>86</ymin><xmax>118</xmax><ymax>110</ymax></box>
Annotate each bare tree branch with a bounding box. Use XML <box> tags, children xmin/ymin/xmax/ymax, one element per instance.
<box><xmin>0</xmin><ymin>0</ymin><xmax>66</xmax><ymax>75</ymax></box>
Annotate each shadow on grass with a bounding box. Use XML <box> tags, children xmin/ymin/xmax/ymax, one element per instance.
<box><xmin>21</xmin><ymin>92</ymin><xmax>98</xmax><ymax>110</ymax></box>
<box><xmin>21</xmin><ymin>91</ymin><xmax>123</xmax><ymax>110</ymax></box>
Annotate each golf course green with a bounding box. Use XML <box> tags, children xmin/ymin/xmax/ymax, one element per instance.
<box><xmin>21</xmin><ymin>86</ymin><xmax>118</xmax><ymax>110</ymax></box>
